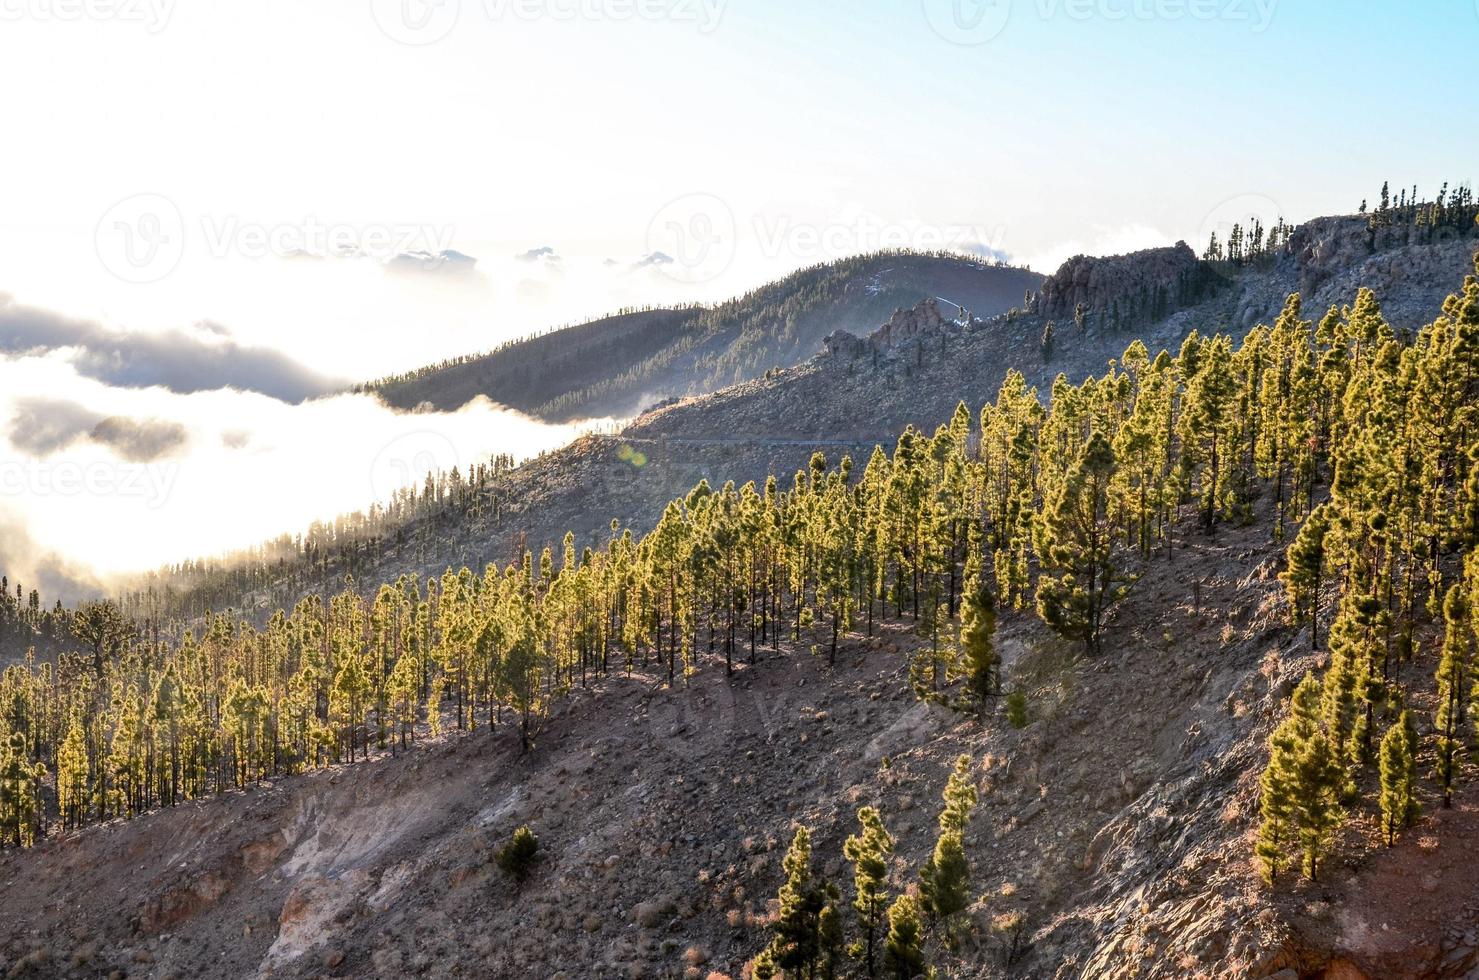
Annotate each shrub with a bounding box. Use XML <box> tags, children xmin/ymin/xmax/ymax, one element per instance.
<box><xmin>496</xmin><ymin>825</ymin><xmax>540</xmax><ymax>883</ymax></box>
<box><xmin>1006</xmin><ymin>691</ymin><xmax>1028</xmax><ymax>729</ymax></box>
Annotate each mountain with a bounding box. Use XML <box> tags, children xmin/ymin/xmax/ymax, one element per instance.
<box><xmin>368</xmin><ymin>251</ymin><xmax>1043</xmax><ymax>421</ymax></box>
<box><xmin>5</xmin><ymin>205</ymin><xmax>1478</xmax><ymax>980</ymax></box>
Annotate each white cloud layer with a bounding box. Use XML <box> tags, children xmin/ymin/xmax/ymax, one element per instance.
<box><xmin>0</xmin><ymin>350</ymin><xmax>611</xmax><ymax>589</ymax></box>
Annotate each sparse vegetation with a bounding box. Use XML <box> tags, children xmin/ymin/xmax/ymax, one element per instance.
<box><xmin>495</xmin><ymin>825</ymin><xmax>540</xmax><ymax>883</ymax></box>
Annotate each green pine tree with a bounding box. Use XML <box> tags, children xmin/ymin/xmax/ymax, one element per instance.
<box><xmin>920</xmin><ymin>756</ymin><xmax>978</xmax><ymax>940</ymax></box>
<box><xmin>882</xmin><ymin>894</ymin><xmax>929</xmax><ymax>980</ymax></box>
<box><xmin>1434</xmin><ymin>584</ymin><xmax>1471</xmax><ymax>807</ymax></box>
<box><xmin>1281</xmin><ymin>503</ymin><xmax>1331</xmax><ymax>648</ymax></box>
<box><xmin>758</xmin><ymin>826</ymin><xmax>844</xmax><ymax>979</ymax></box>
<box><xmin>1378</xmin><ymin>712</ymin><xmax>1419</xmax><ymax>846</ymax></box>
<box><xmin>958</xmin><ymin>566</ymin><xmax>1000</xmax><ymax>708</ymax></box>
<box><xmin>843</xmin><ymin>806</ymin><xmax>894</xmax><ymax>978</ymax></box>
<box><xmin>1035</xmin><ymin>430</ymin><xmax>1135</xmax><ymax>656</ymax></box>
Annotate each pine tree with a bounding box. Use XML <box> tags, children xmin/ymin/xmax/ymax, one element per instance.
<box><xmin>1006</xmin><ymin>690</ymin><xmax>1027</xmax><ymax>728</ymax></box>
<box><xmin>957</xmin><ymin>566</ymin><xmax>1000</xmax><ymax>708</ymax></box>
<box><xmin>1281</xmin><ymin>503</ymin><xmax>1331</xmax><ymax>648</ymax></box>
<box><xmin>757</xmin><ymin>826</ymin><xmax>843</xmax><ymax>979</ymax></box>
<box><xmin>1256</xmin><ymin>672</ymin><xmax>1344</xmax><ymax>881</ymax></box>
<box><xmin>495</xmin><ymin>825</ymin><xmax>540</xmax><ymax>883</ymax></box>
<box><xmin>882</xmin><ymin>894</ymin><xmax>929</xmax><ymax>980</ymax></box>
<box><xmin>1040</xmin><ymin>320</ymin><xmax>1055</xmax><ymax>363</ymax></box>
<box><xmin>843</xmin><ymin>806</ymin><xmax>894</xmax><ymax>978</ymax></box>
<box><xmin>57</xmin><ymin>710</ymin><xmax>89</xmax><ymax>830</ymax></box>
<box><xmin>1378</xmin><ymin>711</ymin><xmax>1419</xmax><ymax>846</ymax></box>
<box><xmin>1035</xmin><ymin>431</ymin><xmax>1134</xmax><ymax>655</ymax></box>
<box><xmin>1294</xmin><ymin>725</ymin><xmax>1345</xmax><ymax>880</ymax></box>
<box><xmin>920</xmin><ymin>756</ymin><xmax>978</xmax><ymax>940</ymax></box>
<box><xmin>1434</xmin><ymin>584</ymin><xmax>1471</xmax><ymax>807</ymax></box>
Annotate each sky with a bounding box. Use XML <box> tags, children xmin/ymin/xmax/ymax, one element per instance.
<box><xmin>0</xmin><ymin>0</ymin><xmax>1475</xmax><ymax>590</ymax></box>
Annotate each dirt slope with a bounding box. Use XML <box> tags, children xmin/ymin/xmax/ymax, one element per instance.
<box><xmin>7</xmin><ymin>508</ymin><xmax>1478</xmax><ymax>979</ymax></box>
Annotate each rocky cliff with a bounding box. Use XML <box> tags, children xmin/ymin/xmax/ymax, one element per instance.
<box><xmin>1031</xmin><ymin>242</ymin><xmax>1213</xmax><ymax>327</ymax></box>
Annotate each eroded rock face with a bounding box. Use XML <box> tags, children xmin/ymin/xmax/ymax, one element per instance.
<box><xmin>1289</xmin><ymin>214</ymin><xmax>1479</xmax><ymax>301</ymax></box>
<box><xmin>822</xmin><ymin>299</ymin><xmax>951</xmax><ymax>367</ymax></box>
<box><xmin>1034</xmin><ymin>242</ymin><xmax>1206</xmax><ymax>323</ymax></box>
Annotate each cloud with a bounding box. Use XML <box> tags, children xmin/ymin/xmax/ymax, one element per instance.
<box><xmin>89</xmin><ymin>416</ymin><xmax>190</xmax><ymax>463</ymax></box>
<box><xmin>9</xmin><ymin>397</ymin><xmax>101</xmax><ymax>457</ymax></box>
<box><xmin>385</xmin><ymin>250</ymin><xmax>480</xmax><ymax>278</ymax></box>
<box><xmin>0</xmin><ymin>509</ymin><xmax>105</xmax><ymax>605</ymax></box>
<box><xmin>515</xmin><ymin>245</ymin><xmax>560</xmax><ymax>263</ymax></box>
<box><xmin>1021</xmin><ymin>224</ymin><xmax>1171</xmax><ymax>275</ymax></box>
<box><xmin>9</xmin><ymin>396</ymin><xmax>188</xmax><ymax>463</ymax></box>
<box><xmin>960</xmin><ymin>241</ymin><xmax>1012</xmax><ymax>264</ymax></box>
<box><xmin>631</xmin><ymin>251</ymin><xmax>674</xmax><ymax>270</ymax></box>
<box><xmin>0</xmin><ymin>294</ymin><xmax>346</xmax><ymax>404</ymax></box>
<box><xmin>0</xmin><ymin>353</ymin><xmax>616</xmax><ymax>578</ymax></box>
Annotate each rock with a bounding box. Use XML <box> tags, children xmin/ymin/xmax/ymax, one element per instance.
<box><xmin>1034</xmin><ymin>242</ymin><xmax>1207</xmax><ymax>324</ymax></box>
<box><xmin>634</xmin><ymin>898</ymin><xmax>675</xmax><ymax>929</ymax></box>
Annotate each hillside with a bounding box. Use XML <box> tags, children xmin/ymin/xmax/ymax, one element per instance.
<box><xmin>9</xmin><ymin>209</ymin><xmax>1474</xmax><ymax>980</ymax></box>
<box><xmin>123</xmin><ymin>212</ymin><xmax>1479</xmax><ymax>624</ymax></box>
<box><xmin>224</xmin><ymin>215</ymin><xmax>1479</xmax><ymax>603</ymax></box>
<box><xmin>3</xmin><ymin>473</ymin><xmax>1476</xmax><ymax>980</ymax></box>
<box><xmin>369</xmin><ymin>252</ymin><xmax>1043</xmax><ymax>421</ymax></box>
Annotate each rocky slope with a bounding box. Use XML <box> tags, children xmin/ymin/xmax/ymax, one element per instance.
<box><xmin>369</xmin><ymin>252</ymin><xmax>1043</xmax><ymax>422</ymax></box>
<box><xmin>6</xmin><ymin>504</ymin><xmax>1477</xmax><ymax>979</ymax></box>
<box><xmin>199</xmin><ymin>215</ymin><xmax>1478</xmax><ymax>617</ymax></box>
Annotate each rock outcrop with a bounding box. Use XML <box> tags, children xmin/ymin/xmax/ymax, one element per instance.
<box><xmin>1033</xmin><ymin>241</ymin><xmax>1212</xmax><ymax>326</ymax></box>
<box><xmin>823</xmin><ymin>298</ymin><xmax>952</xmax><ymax>366</ymax></box>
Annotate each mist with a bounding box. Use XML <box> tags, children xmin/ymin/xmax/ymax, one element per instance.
<box><xmin>0</xmin><ymin>350</ymin><xmax>613</xmax><ymax>588</ymax></box>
